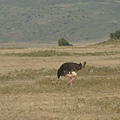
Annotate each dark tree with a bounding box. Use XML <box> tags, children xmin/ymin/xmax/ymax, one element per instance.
<box><xmin>110</xmin><ymin>30</ymin><xmax>120</xmax><ymax>40</ymax></box>
<box><xmin>58</xmin><ymin>38</ymin><xmax>73</xmax><ymax>46</ymax></box>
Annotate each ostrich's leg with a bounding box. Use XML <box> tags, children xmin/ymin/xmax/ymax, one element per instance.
<box><xmin>67</xmin><ymin>77</ymin><xmax>76</xmax><ymax>87</ymax></box>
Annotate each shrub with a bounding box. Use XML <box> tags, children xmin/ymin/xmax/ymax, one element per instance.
<box><xmin>110</xmin><ymin>30</ymin><xmax>120</xmax><ymax>40</ymax></box>
<box><xmin>58</xmin><ymin>38</ymin><xmax>73</xmax><ymax>46</ymax></box>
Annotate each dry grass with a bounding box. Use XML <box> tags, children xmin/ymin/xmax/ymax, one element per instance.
<box><xmin>0</xmin><ymin>43</ymin><xmax>120</xmax><ymax>120</ymax></box>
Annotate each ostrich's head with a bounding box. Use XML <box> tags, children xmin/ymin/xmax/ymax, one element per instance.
<box><xmin>81</xmin><ymin>61</ymin><xmax>86</xmax><ymax>68</ymax></box>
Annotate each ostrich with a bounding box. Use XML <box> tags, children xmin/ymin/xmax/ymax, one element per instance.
<box><xmin>52</xmin><ymin>61</ymin><xmax>86</xmax><ymax>87</ymax></box>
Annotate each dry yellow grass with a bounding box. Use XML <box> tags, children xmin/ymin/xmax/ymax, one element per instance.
<box><xmin>0</xmin><ymin>43</ymin><xmax>120</xmax><ymax>120</ymax></box>
<box><xmin>0</xmin><ymin>92</ymin><xmax>120</xmax><ymax>120</ymax></box>
<box><xmin>0</xmin><ymin>44</ymin><xmax>120</xmax><ymax>73</ymax></box>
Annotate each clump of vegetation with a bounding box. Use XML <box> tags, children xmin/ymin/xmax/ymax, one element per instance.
<box><xmin>110</xmin><ymin>29</ymin><xmax>120</xmax><ymax>40</ymax></box>
<box><xmin>58</xmin><ymin>38</ymin><xmax>73</xmax><ymax>46</ymax></box>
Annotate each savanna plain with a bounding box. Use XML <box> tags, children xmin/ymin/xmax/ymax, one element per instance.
<box><xmin>0</xmin><ymin>41</ymin><xmax>120</xmax><ymax>120</ymax></box>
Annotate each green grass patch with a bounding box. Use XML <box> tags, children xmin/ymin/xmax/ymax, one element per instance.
<box><xmin>0</xmin><ymin>68</ymin><xmax>56</xmax><ymax>81</ymax></box>
<box><xmin>0</xmin><ymin>76</ymin><xmax>120</xmax><ymax>95</ymax></box>
<box><xmin>0</xmin><ymin>66</ymin><xmax>120</xmax><ymax>81</ymax></box>
<box><xmin>0</xmin><ymin>66</ymin><xmax>119</xmax><ymax>94</ymax></box>
<box><xmin>79</xmin><ymin>66</ymin><xmax>120</xmax><ymax>77</ymax></box>
<box><xmin>3</xmin><ymin>50</ymin><xmax>120</xmax><ymax>57</ymax></box>
<box><xmin>4</xmin><ymin>50</ymin><xmax>73</xmax><ymax>57</ymax></box>
<box><xmin>0</xmin><ymin>67</ymin><xmax>119</xmax><ymax>81</ymax></box>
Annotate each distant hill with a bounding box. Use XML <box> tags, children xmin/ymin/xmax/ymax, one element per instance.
<box><xmin>0</xmin><ymin>0</ymin><xmax>120</xmax><ymax>45</ymax></box>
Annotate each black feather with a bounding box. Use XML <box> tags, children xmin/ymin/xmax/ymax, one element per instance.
<box><xmin>57</xmin><ymin>62</ymin><xmax>82</xmax><ymax>79</ymax></box>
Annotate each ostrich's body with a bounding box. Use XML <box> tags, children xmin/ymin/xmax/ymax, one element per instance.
<box><xmin>52</xmin><ymin>61</ymin><xmax>86</xmax><ymax>87</ymax></box>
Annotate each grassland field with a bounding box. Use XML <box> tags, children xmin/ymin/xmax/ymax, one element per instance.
<box><xmin>0</xmin><ymin>42</ymin><xmax>120</xmax><ymax>120</ymax></box>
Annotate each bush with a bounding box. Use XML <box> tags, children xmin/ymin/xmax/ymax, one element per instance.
<box><xmin>58</xmin><ymin>38</ymin><xmax>73</xmax><ymax>46</ymax></box>
<box><xmin>110</xmin><ymin>30</ymin><xmax>120</xmax><ymax>40</ymax></box>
